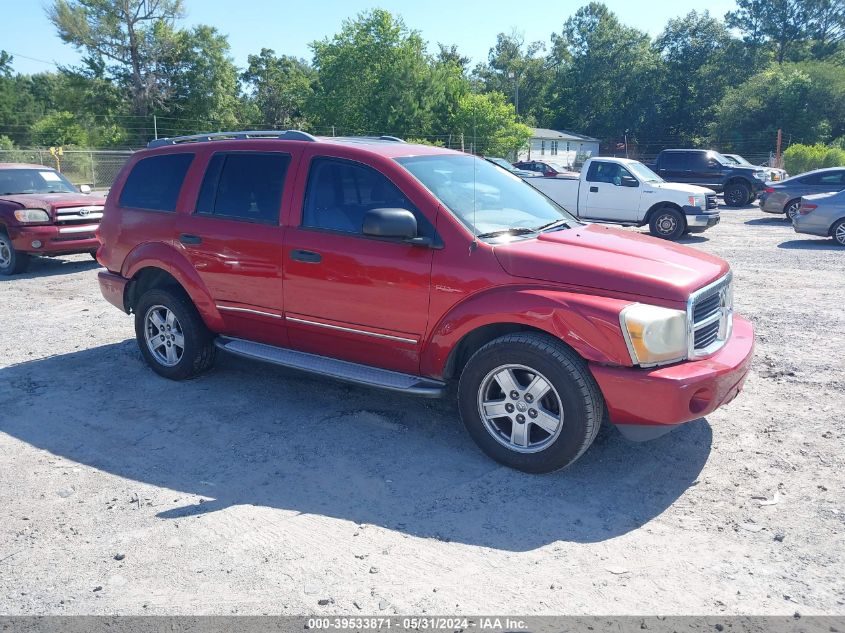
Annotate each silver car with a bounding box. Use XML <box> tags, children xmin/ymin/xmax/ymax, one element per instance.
<box><xmin>722</xmin><ymin>153</ymin><xmax>788</xmax><ymax>182</ymax></box>
<box><xmin>758</xmin><ymin>167</ymin><xmax>845</xmax><ymax>220</ymax></box>
<box><xmin>792</xmin><ymin>190</ymin><xmax>845</xmax><ymax>246</ymax></box>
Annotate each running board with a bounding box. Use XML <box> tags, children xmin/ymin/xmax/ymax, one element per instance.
<box><xmin>215</xmin><ymin>337</ymin><xmax>446</xmax><ymax>397</ymax></box>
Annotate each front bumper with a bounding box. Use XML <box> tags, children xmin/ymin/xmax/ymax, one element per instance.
<box><xmin>9</xmin><ymin>223</ymin><xmax>100</xmax><ymax>255</ymax></box>
<box><xmin>589</xmin><ymin>316</ymin><xmax>754</xmax><ymax>440</ymax></box>
<box><xmin>792</xmin><ymin>213</ymin><xmax>833</xmax><ymax>237</ymax></box>
<box><xmin>682</xmin><ymin>206</ymin><xmax>721</xmax><ymax>232</ymax></box>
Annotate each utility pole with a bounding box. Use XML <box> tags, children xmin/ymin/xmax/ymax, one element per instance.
<box><xmin>776</xmin><ymin>128</ymin><xmax>783</xmax><ymax>168</ymax></box>
<box><xmin>624</xmin><ymin>129</ymin><xmax>629</xmax><ymax>159</ymax></box>
<box><xmin>508</xmin><ymin>70</ymin><xmax>520</xmax><ymax>115</ymax></box>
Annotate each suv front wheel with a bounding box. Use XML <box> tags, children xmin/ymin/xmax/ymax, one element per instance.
<box><xmin>457</xmin><ymin>333</ymin><xmax>604</xmax><ymax>473</ymax></box>
<box><xmin>134</xmin><ymin>287</ymin><xmax>216</xmax><ymax>380</ymax></box>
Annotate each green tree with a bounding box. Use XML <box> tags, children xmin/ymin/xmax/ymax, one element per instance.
<box><xmin>30</xmin><ymin>111</ymin><xmax>90</xmax><ymax>146</ymax></box>
<box><xmin>806</xmin><ymin>0</ymin><xmax>845</xmax><ymax>58</ymax></box>
<box><xmin>48</xmin><ymin>0</ymin><xmax>185</xmax><ymax>118</ymax></box>
<box><xmin>309</xmin><ymin>9</ymin><xmax>442</xmax><ymax>136</ymax></box>
<box><xmin>726</xmin><ymin>0</ymin><xmax>809</xmax><ymax>63</ymax></box>
<box><xmin>241</xmin><ymin>48</ymin><xmax>314</xmax><ymax>129</ymax></box>
<box><xmin>547</xmin><ymin>2</ymin><xmax>661</xmax><ymax>141</ymax></box>
<box><xmin>450</xmin><ymin>91</ymin><xmax>531</xmax><ymax>157</ymax></box>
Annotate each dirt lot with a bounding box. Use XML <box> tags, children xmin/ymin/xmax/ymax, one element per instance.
<box><xmin>1</xmin><ymin>204</ymin><xmax>843</xmax><ymax>615</ymax></box>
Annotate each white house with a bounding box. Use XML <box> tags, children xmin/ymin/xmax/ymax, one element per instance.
<box><xmin>517</xmin><ymin>128</ymin><xmax>601</xmax><ymax>168</ymax></box>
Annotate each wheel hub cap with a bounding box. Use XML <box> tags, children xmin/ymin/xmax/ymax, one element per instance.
<box><xmin>144</xmin><ymin>305</ymin><xmax>185</xmax><ymax>367</ymax></box>
<box><xmin>0</xmin><ymin>237</ymin><xmax>11</xmax><ymax>268</ymax></box>
<box><xmin>477</xmin><ymin>364</ymin><xmax>564</xmax><ymax>454</ymax></box>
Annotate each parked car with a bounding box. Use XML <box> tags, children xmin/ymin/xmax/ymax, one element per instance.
<box><xmin>647</xmin><ymin>149</ymin><xmax>769</xmax><ymax>207</ymax></box>
<box><xmin>527</xmin><ymin>157</ymin><xmax>720</xmax><ymax>240</ymax></box>
<box><xmin>484</xmin><ymin>157</ymin><xmax>540</xmax><ymax>178</ymax></box>
<box><xmin>722</xmin><ymin>153</ymin><xmax>788</xmax><ymax>182</ymax></box>
<box><xmin>0</xmin><ymin>163</ymin><xmax>105</xmax><ymax>275</ymax></box>
<box><xmin>512</xmin><ymin>160</ymin><xmax>571</xmax><ymax>177</ymax></box>
<box><xmin>758</xmin><ymin>167</ymin><xmax>845</xmax><ymax>221</ymax></box>
<box><xmin>96</xmin><ymin>130</ymin><xmax>753</xmax><ymax>473</ymax></box>
<box><xmin>792</xmin><ymin>190</ymin><xmax>845</xmax><ymax>246</ymax></box>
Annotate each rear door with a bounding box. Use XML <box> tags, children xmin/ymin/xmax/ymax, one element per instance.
<box><xmin>799</xmin><ymin>170</ymin><xmax>845</xmax><ymax>195</ymax></box>
<box><xmin>582</xmin><ymin>161</ymin><xmax>641</xmax><ymax>222</ymax></box>
<box><xmin>282</xmin><ymin>152</ymin><xmax>435</xmax><ymax>374</ymax></box>
<box><xmin>176</xmin><ymin>149</ymin><xmax>297</xmax><ymax>346</ymax></box>
<box><xmin>655</xmin><ymin>152</ymin><xmax>688</xmax><ymax>182</ymax></box>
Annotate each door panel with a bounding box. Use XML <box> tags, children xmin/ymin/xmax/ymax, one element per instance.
<box><xmin>583</xmin><ymin>162</ymin><xmax>641</xmax><ymax>222</ymax></box>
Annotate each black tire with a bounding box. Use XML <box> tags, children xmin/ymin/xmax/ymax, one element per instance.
<box><xmin>648</xmin><ymin>207</ymin><xmax>686</xmax><ymax>240</ymax></box>
<box><xmin>784</xmin><ymin>199</ymin><xmax>801</xmax><ymax>222</ymax></box>
<box><xmin>457</xmin><ymin>333</ymin><xmax>605</xmax><ymax>473</ymax></box>
<box><xmin>724</xmin><ymin>181</ymin><xmax>751</xmax><ymax>207</ymax></box>
<box><xmin>0</xmin><ymin>231</ymin><xmax>29</xmax><ymax>276</ymax></box>
<box><xmin>832</xmin><ymin>219</ymin><xmax>845</xmax><ymax>246</ymax></box>
<box><xmin>134</xmin><ymin>287</ymin><xmax>216</xmax><ymax>380</ymax></box>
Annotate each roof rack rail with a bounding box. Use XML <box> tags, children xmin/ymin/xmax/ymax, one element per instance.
<box><xmin>379</xmin><ymin>135</ymin><xmax>406</xmax><ymax>143</ymax></box>
<box><xmin>147</xmin><ymin>130</ymin><xmax>317</xmax><ymax>148</ymax></box>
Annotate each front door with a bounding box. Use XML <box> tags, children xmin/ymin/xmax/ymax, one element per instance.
<box><xmin>176</xmin><ymin>150</ymin><xmax>294</xmax><ymax>346</ymax></box>
<box><xmin>582</xmin><ymin>161</ymin><xmax>641</xmax><ymax>222</ymax></box>
<box><xmin>283</xmin><ymin>155</ymin><xmax>434</xmax><ymax>374</ymax></box>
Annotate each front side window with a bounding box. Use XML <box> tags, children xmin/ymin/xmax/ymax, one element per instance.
<box><xmin>196</xmin><ymin>152</ymin><xmax>289</xmax><ymax>223</ymax></box>
<box><xmin>0</xmin><ymin>168</ymin><xmax>77</xmax><ymax>195</ymax></box>
<box><xmin>120</xmin><ymin>153</ymin><xmax>194</xmax><ymax>212</ymax></box>
<box><xmin>587</xmin><ymin>161</ymin><xmax>633</xmax><ymax>185</ymax></box>
<box><xmin>397</xmin><ymin>154</ymin><xmax>576</xmax><ymax>239</ymax></box>
<box><xmin>302</xmin><ymin>158</ymin><xmax>415</xmax><ymax>234</ymax></box>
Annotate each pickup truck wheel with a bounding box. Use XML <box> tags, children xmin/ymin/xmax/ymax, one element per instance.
<box><xmin>0</xmin><ymin>232</ymin><xmax>29</xmax><ymax>276</ymax></box>
<box><xmin>785</xmin><ymin>199</ymin><xmax>801</xmax><ymax>221</ymax></box>
<box><xmin>134</xmin><ymin>288</ymin><xmax>216</xmax><ymax>380</ymax></box>
<box><xmin>457</xmin><ymin>333</ymin><xmax>604</xmax><ymax>473</ymax></box>
<box><xmin>648</xmin><ymin>208</ymin><xmax>685</xmax><ymax>240</ymax></box>
<box><xmin>724</xmin><ymin>181</ymin><xmax>751</xmax><ymax>207</ymax></box>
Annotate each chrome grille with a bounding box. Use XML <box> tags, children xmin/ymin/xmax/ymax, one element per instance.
<box><xmin>705</xmin><ymin>194</ymin><xmax>718</xmax><ymax>210</ymax></box>
<box><xmin>687</xmin><ymin>273</ymin><xmax>733</xmax><ymax>358</ymax></box>
<box><xmin>55</xmin><ymin>205</ymin><xmax>104</xmax><ymax>225</ymax></box>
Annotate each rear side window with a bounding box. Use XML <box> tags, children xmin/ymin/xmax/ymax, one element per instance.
<box><xmin>302</xmin><ymin>158</ymin><xmax>414</xmax><ymax>234</ymax></box>
<box><xmin>800</xmin><ymin>171</ymin><xmax>844</xmax><ymax>186</ymax></box>
<box><xmin>196</xmin><ymin>152</ymin><xmax>290</xmax><ymax>224</ymax></box>
<box><xmin>660</xmin><ymin>153</ymin><xmax>690</xmax><ymax>170</ymax></box>
<box><xmin>119</xmin><ymin>153</ymin><xmax>194</xmax><ymax>211</ymax></box>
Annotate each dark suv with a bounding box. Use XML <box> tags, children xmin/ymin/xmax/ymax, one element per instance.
<box><xmin>648</xmin><ymin>150</ymin><xmax>770</xmax><ymax>207</ymax></box>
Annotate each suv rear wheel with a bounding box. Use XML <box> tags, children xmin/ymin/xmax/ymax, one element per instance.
<box><xmin>0</xmin><ymin>232</ymin><xmax>29</xmax><ymax>276</ymax></box>
<box><xmin>457</xmin><ymin>333</ymin><xmax>604</xmax><ymax>473</ymax></box>
<box><xmin>134</xmin><ymin>287</ymin><xmax>216</xmax><ymax>380</ymax></box>
<box><xmin>724</xmin><ymin>181</ymin><xmax>751</xmax><ymax>207</ymax></box>
<box><xmin>649</xmin><ymin>207</ymin><xmax>685</xmax><ymax>240</ymax></box>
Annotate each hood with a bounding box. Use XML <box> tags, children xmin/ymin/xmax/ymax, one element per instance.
<box><xmin>651</xmin><ymin>181</ymin><xmax>715</xmax><ymax>195</ymax></box>
<box><xmin>494</xmin><ymin>224</ymin><xmax>729</xmax><ymax>303</ymax></box>
<box><xmin>0</xmin><ymin>192</ymin><xmax>106</xmax><ymax>210</ymax></box>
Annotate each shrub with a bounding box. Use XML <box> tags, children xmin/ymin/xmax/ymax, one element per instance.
<box><xmin>782</xmin><ymin>143</ymin><xmax>843</xmax><ymax>175</ymax></box>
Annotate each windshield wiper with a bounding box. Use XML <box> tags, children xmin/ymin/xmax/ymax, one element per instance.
<box><xmin>475</xmin><ymin>227</ymin><xmax>537</xmax><ymax>239</ymax></box>
<box><xmin>534</xmin><ymin>219</ymin><xmax>570</xmax><ymax>232</ymax></box>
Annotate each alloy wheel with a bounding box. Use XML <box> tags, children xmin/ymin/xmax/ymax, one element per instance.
<box><xmin>477</xmin><ymin>364</ymin><xmax>564</xmax><ymax>454</ymax></box>
<box><xmin>0</xmin><ymin>235</ymin><xmax>12</xmax><ymax>269</ymax></box>
<box><xmin>786</xmin><ymin>202</ymin><xmax>800</xmax><ymax>221</ymax></box>
<box><xmin>144</xmin><ymin>305</ymin><xmax>185</xmax><ymax>367</ymax></box>
<box><xmin>836</xmin><ymin>222</ymin><xmax>845</xmax><ymax>246</ymax></box>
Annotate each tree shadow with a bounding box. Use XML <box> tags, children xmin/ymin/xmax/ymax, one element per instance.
<box><xmin>778</xmin><ymin>238</ymin><xmax>841</xmax><ymax>250</ymax></box>
<box><xmin>0</xmin><ymin>343</ymin><xmax>712</xmax><ymax>551</ymax></box>
<box><xmin>1</xmin><ymin>254</ymin><xmax>100</xmax><ymax>280</ymax></box>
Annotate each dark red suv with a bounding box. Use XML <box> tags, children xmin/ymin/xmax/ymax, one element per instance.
<box><xmin>97</xmin><ymin>131</ymin><xmax>754</xmax><ymax>472</ymax></box>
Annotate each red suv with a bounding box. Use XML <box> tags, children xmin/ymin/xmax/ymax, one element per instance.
<box><xmin>0</xmin><ymin>163</ymin><xmax>105</xmax><ymax>275</ymax></box>
<box><xmin>97</xmin><ymin>131</ymin><xmax>754</xmax><ymax>473</ymax></box>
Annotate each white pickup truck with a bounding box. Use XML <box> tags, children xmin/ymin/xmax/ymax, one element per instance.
<box><xmin>527</xmin><ymin>157</ymin><xmax>721</xmax><ymax>240</ymax></box>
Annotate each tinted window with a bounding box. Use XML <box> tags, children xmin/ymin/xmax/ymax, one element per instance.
<box><xmin>302</xmin><ymin>158</ymin><xmax>414</xmax><ymax>234</ymax></box>
<box><xmin>119</xmin><ymin>153</ymin><xmax>194</xmax><ymax>211</ymax></box>
<box><xmin>587</xmin><ymin>162</ymin><xmax>634</xmax><ymax>184</ymax></box>
<box><xmin>660</xmin><ymin>152</ymin><xmax>691</xmax><ymax>170</ymax></box>
<box><xmin>196</xmin><ymin>152</ymin><xmax>289</xmax><ymax>223</ymax></box>
<box><xmin>800</xmin><ymin>171</ymin><xmax>845</xmax><ymax>186</ymax></box>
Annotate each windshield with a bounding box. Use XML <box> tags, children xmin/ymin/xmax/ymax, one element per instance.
<box><xmin>709</xmin><ymin>151</ymin><xmax>733</xmax><ymax>166</ymax></box>
<box><xmin>0</xmin><ymin>168</ymin><xmax>77</xmax><ymax>195</ymax></box>
<box><xmin>626</xmin><ymin>161</ymin><xmax>663</xmax><ymax>183</ymax></box>
<box><xmin>397</xmin><ymin>154</ymin><xmax>577</xmax><ymax>239</ymax></box>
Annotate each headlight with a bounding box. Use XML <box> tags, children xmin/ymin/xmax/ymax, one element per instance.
<box><xmin>13</xmin><ymin>209</ymin><xmax>50</xmax><ymax>223</ymax></box>
<box><xmin>620</xmin><ymin>304</ymin><xmax>688</xmax><ymax>366</ymax></box>
<box><xmin>687</xmin><ymin>195</ymin><xmax>705</xmax><ymax>209</ymax></box>
<box><xmin>753</xmin><ymin>170</ymin><xmax>768</xmax><ymax>180</ymax></box>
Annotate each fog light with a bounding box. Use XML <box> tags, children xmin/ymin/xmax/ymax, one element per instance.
<box><xmin>689</xmin><ymin>388</ymin><xmax>713</xmax><ymax>414</ymax></box>
<box><xmin>31</xmin><ymin>240</ymin><xmax>42</xmax><ymax>248</ymax></box>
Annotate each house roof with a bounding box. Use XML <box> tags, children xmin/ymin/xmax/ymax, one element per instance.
<box><xmin>530</xmin><ymin>128</ymin><xmax>600</xmax><ymax>143</ymax></box>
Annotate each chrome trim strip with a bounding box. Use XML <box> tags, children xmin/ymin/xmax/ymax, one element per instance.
<box><xmin>286</xmin><ymin>316</ymin><xmax>418</xmax><ymax>344</ymax></box>
<box><xmin>58</xmin><ymin>224</ymin><xmax>100</xmax><ymax>234</ymax></box>
<box><xmin>686</xmin><ymin>272</ymin><xmax>733</xmax><ymax>359</ymax></box>
<box><xmin>216</xmin><ymin>305</ymin><xmax>282</xmax><ymax>319</ymax></box>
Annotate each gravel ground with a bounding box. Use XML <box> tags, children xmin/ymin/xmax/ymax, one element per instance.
<box><xmin>1</xmin><ymin>204</ymin><xmax>843</xmax><ymax>615</ymax></box>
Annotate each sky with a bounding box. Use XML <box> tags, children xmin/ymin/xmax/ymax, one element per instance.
<box><xmin>2</xmin><ymin>0</ymin><xmax>738</xmax><ymax>75</ymax></box>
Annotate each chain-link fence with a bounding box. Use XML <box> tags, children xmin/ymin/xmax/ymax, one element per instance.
<box><xmin>0</xmin><ymin>149</ymin><xmax>134</xmax><ymax>190</ymax></box>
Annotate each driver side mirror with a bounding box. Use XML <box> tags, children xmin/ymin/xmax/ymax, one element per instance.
<box><xmin>363</xmin><ymin>208</ymin><xmax>430</xmax><ymax>245</ymax></box>
<box><xmin>79</xmin><ymin>184</ymin><xmax>91</xmax><ymax>194</ymax></box>
<box><xmin>621</xmin><ymin>175</ymin><xmax>639</xmax><ymax>187</ymax></box>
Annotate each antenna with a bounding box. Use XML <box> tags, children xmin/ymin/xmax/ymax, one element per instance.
<box><xmin>471</xmin><ymin>91</ymin><xmax>478</xmax><ymax>253</ymax></box>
